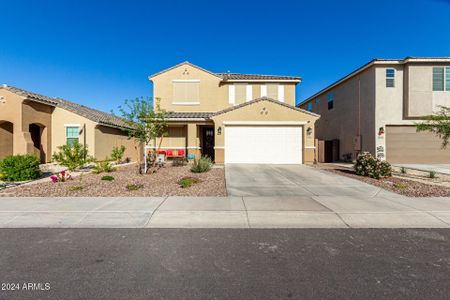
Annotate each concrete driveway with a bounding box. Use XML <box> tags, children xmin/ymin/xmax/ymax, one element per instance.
<box><xmin>225</xmin><ymin>164</ymin><xmax>397</xmax><ymax>197</ymax></box>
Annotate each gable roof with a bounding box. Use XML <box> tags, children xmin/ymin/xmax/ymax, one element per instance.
<box><xmin>1</xmin><ymin>85</ymin><xmax>131</xmax><ymax>129</ymax></box>
<box><xmin>148</xmin><ymin>61</ymin><xmax>301</xmax><ymax>82</ymax></box>
<box><xmin>298</xmin><ymin>56</ymin><xmax>450</xmax><ymax>107</ymax></box>
<box><xmin>148</xmin><ymin>61</ymin><xmax>223</xmax><ymax>80</ymax></box>
<box><xmin>212</xmin><ymin>97</ymin><xmax>320</xmax><ymax>118</ymax></box>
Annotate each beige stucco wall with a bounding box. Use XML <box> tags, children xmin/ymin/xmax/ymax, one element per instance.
<box><xmin>300</xmin><ymin>67</ymin><xmax>376</xmax><ymax>161</ymax></box>
<box><xmin>406</xmin><ymin>63</ymin><xmax>450</xmax><ymax>118</ymax></box>
<box><xmin>0</xmin><ymin>89</ymin><xmax>54</xmax><ymax>162</ymax></box>
<box><xmin>0</xmin><ymin>90</ymin><xmax>25</xmax><ymax>158</ymax></box>
<box><xmin>151</xmin><ymin>63</ymin><xmax>224</xmax><ymax>112</ymax></box>
<box><xmin>51</xmin><ymin>107</ymin><xmax>98</xmax><ymax>159</ymax></box>
<box><xmin>150</xmin><ymin>63</ymin><xmax>297</xmax><ymax>112</ymax></box>
<box><xmin>375</xmin><ymin>63</ymin><xmax>450</xmax><ymax>161</ymax></box>
<box><xmin>211</xmin><ymin>100</ymin><xmax>319</xmax><ymax>164</ymax></box>
<box><xmin>94</xmin><ymin>125</ymin><xmax>140</xmax><ymax>161</ymax></box>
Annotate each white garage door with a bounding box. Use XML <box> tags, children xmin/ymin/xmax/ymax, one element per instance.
<box><xmin>224</xmin><ymin>126</ymin><xmax>302</xmax><ymax>164</ymax></box>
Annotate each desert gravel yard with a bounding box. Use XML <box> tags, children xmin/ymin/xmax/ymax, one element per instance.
<box><xmin>314</xmin><ymin>164</ymin><xmax>450</xmax><ymax>197</ymax></box>
<box><xmin>0</xmin><ymin>164</ymin><xmax>226</xmax><ymax>197</ymax></box>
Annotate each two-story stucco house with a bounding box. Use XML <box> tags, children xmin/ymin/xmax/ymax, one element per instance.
<box><xmin>0</xmin><ymin>85</ymin><xmax>139</xmax><ymax>163</ymax></box>
<box><xmin>299</xmin><ymin>57</ymin><xmax>450</xmax><ymax>164</ymax></box>
<box><xmin>149</xmin><ymin>62</ymin><xmax>319</xmax><ymax>164</ymax></box>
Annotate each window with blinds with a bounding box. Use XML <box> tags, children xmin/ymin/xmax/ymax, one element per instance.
<box><xmin>386</xmin><ymin>68</ymin><xmax>395</xmax><ymax>88</ymax></box>
<box><xmin>173</xmin><ymin>81</ymin><xmax>200</xmax><ymax>104</ymax></box>
<box><xmin>433</xmin><ymin>67</ymin><xmax>444</xmax><ymax>91</ymax></box>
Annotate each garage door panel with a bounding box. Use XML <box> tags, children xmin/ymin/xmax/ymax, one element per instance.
<box><xmin>225</xmin><ymin>126</ymin><xmax>302</xmax><ymax>164</ymax></box>
<box><xmin>386</xmin><ymin>126</ymin><xmax>450</xmax><ymax>164</ymax></box>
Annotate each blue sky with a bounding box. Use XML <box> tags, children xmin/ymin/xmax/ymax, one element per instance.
<box><xmin>1</xmin><ymin>0</ymin><xmax>449</xmax><ymax>111</ymax></box>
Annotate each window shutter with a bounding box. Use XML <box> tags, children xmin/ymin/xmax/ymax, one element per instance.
<box><xmin>433</xmin><ymin>67</ymin><xmax>444</xmax><ymax>91</ymax></box>
<box><xmin>260</xmin><ymin>85</ymin><xmax>267</xmax><ymax>97</ymax></box>
<box><xmin>278</xmin><ymin>85</ymin><xmax>284</xmax><ymax>102</ymax></box>
<box><xmin>228</xmin><ymin>85</ymin><xmax>235</xmax><ymax>104</ymax></box>
<box><xmin>246</xmin><ymin>85</ymin><xmax>253</xmax><ymax>102</ymax></box>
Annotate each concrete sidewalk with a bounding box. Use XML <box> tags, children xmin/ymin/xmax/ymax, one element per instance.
<box><xmin>1</xmin><ymin>196</ymin><xmax>450</xmax><ymax>228</ymax></box>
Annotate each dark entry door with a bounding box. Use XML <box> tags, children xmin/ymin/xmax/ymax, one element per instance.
<box><xmin>202</xmin><ymin>127</ymin><xmax>215</xmax><ymax>161</ymax></box>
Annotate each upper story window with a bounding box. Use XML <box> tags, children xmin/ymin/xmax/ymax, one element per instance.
<box><xmin>66</xmin><ymin>126</ymin><xmax>79</xmax><ymax>146</ymax></box>
<box><xmin>327</xmin><ymin>92</ymin><xmax>334</xmax><ymax>110</ymax></box>
<box><xmin>172</xmin><ymin>80</ymin><xmax>200</xmax><ymax>105</ymax></box>
<box><xmin>229</xmin><ymin>84</ymin><xmax>253</xmax><ymax>104</ymax></box>
<box><xmin>386</xmin><ymin>68</ymin><xmax>395</xmax><ymax>88</ymax></box>
<box><xmin>307</xmin><ymin>102</ymin><xmax>313</xmax><ymax>111</ymax></box>
<box><xmin>433</xmin><ymin>67</ymin><xmax>450</xmax><ymax>91</ymax></box>
<box><xmin>315</xmin><ymin>98</ymin><xmax>320</xmax><ymax>104</ymax></box>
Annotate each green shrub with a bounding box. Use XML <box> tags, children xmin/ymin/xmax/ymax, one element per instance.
<box><xmin>190</xmin><ymin>156</ymin><xmax>212</xmax><ymax>173</ymax></box>
<box><xmin>179</xmin><ymin>177</ymin><xmax>199</xmax><ymax>188</ymax></box>
<box><xmin>52</xmin><ymin>141</ymin><xmax>94</xmax><ymax>171</ymax></box>
<box><xmin>101</xmin><ymin>175</ymin><xmax>115</xmax><ymax>181</ymax></box>
<box><xmin>126</xmin><ymin>183</ymin><xmax>143</xmax><ymax>191</ymax></box>
<box><xmin>69</xmin><ymin>185</ymin><xmax>83</xmax><ymax>191</ymax></box>
<box><xmin>429</xmin><ymin>171</ymin><xmax>437</xmax><ymax>179</ymax></box>
<box><xmin>0</xmin><ymin>155</ymin><xmax>41</xmax><ymax>181</ymax></box>
<box><xmin>111</xmin><ymin>145</ymin><xmax>126</xmax><ymax>163</ymax></box>
<box><xmin>393</xmin><ymin>182</ymin><xmax>408</xmax><ymax>189</ymax></box>
<box><xmin>354</xmin><ymin>152</ymin><xmax>392</xmax><ymax>179</ymax></box>
<box><xmin>93</xmin><ymin>161</ymin><xmax>116</xmax><ymax>174</ymax></box>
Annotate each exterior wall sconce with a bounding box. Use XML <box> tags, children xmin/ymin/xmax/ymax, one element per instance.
<box><xmin>217</xmin><ymin>126</ymin><xmax>222</xmax><ymax>135</ymax></box>
<box><xmin>306</xmin><ymin>127</ymin><xmax>312</xmax><ymax>136</ymax></box>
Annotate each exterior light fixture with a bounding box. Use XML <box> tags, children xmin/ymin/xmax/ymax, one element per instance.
<box><xmin>217</xmin><ymin>126</ymin><xmax>222</xmax><ymax>135</ymax></box>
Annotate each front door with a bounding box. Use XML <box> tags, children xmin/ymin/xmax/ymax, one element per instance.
<box><xmin>202</xmin><ymin>127</ymin><xmax>215</xmax><ymax>161</ymax></box>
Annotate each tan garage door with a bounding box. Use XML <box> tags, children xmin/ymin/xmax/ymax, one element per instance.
<box><xmin>386</xmin><ymin>126</ymin><xmax>450</xmax><ymax>164</ymax></box>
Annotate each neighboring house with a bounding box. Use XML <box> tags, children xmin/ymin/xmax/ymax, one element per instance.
<box><xmin>299</xmin><ymin>57</ymin><xmax>450</xmax><ymax>164</ymax></box>
<box><xmin>0</xmin><ymin>85</ymin><xmax>139</xmax><ymax>163</ymax></box>
<box><xmin>149</xmin><ymin>62</ymin><xmax>319</xmax><ymax>164</ymax></box>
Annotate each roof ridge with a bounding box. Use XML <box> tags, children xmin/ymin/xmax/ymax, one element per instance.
<box><xmin>213</xmin><ymin>97</ymin><xmax>319</xmax><ymax>118</ymax></box>
<box><xmin>2</xmin><ymin>84</ymin><xmax>130</xmax><ymax>129</ymax></box>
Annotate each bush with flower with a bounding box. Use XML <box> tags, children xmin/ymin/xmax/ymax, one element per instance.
<box><xmin>353</xmin><ymin>152</ymin><xmax>392</xmax><ymax>179</ymax></box>
<box><xmin>50</xmin><ymin>170</ymin><xmax>72</xmax><ymax>183</ymax></box>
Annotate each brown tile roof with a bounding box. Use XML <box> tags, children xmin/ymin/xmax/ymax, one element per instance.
<box><xmin>212</xmin><ymin>97</ymin><xmax>320</xmax><ymax>117</ymax></box>
<box><xmin>148</xmin><ymin>61</ymin><xmax>301</xmax><ymax>82</ymax></box>
<box><xmin>1</xmin><ymin>85</ymin><xmax>131</xmax><ymax>129</ymax></box>
<box><xmin>216</xmin><ymin>73</ymin><xmax>301</xmax><ymax>81</ymax></box>
<box><xmin>165</xmin><ymin>112</ymin><xmax>215</xmax><ymax>120</ymax></box>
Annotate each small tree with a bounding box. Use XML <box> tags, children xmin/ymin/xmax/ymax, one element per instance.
<box><xmin>52</xmin><ymin>141</ymin><xmax>94</xmax><ymax>171</ymax></box>
<box><xmin>117</xmin><ymin>97</ymin><xmax>169</xmax><ymax>173</ymax></box>
<box><xmin>416</xmin><ymin>106</ymin><xmax>450</xmax><ymax>148</ymax></box>
<box><xmin>111</xmin><ymin>145</ymin><xmax>126</xmax><ymax>163</ymax></box>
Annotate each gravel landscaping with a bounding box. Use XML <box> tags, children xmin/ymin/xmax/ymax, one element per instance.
<box><xmin>0</xmin><ymin>164</ymin><xmax>226</xmax><ymax>197</ymax></box>
<box><xmin>314</xmin><ymin>164</ymin><xmax>450</xmax><ymax>197</ymax></box>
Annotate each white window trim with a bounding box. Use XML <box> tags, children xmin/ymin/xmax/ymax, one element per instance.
<box><xmin>278</xmin><ymin>84</ymin><xmax>284</xmax><ymax>102</ymax></box>
<box><xmin>246</xmin><ymin>84</ymin><xmax>253</xmax><ymax>102</ymax></box>
<box><xmin>172</xmin><ymin>102</ymin><xmax>200</xmax><ymax>105</ymax></box>
<box><xmin>64</xmin><ymin>124</ymin><xmax>81</xmax><ymax>127</ymax></box>
<box><xmin>433</xmin><ymin>66</ymin><xmax>450</xmax><ymax>92</ymax></box>
<box><xmin>172</xmin><ymin>80</ymin><xmax>200</xmax><ymax>83</ymax></box>
<box><xmin>228</xmin><ymin>85</ymin><xmax>235</xmax><ymax>104</ymax></box>
<box><xmin>260</xmin><ymin>85</ymin><xmax>267</xmax><ymax>97</ymax></box>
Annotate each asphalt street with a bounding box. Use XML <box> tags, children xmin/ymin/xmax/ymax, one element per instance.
<box><xmin>0</xmin><ymin>229</ymin><xmax>449</xmax><ymax>299</ymax></box>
